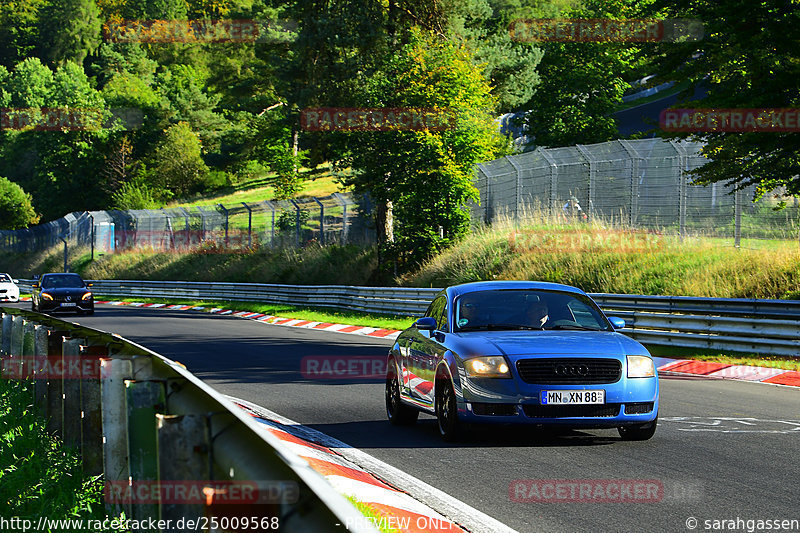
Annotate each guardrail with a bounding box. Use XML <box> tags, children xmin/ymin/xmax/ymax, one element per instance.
<box><xmin>16</xmin><ymin>280</ymin><xmax>800</xmax><ymax>356</ymax></box>
<box><xmin>0</xmin><ymin>306</ymin><xmax>378</xmax><ymax>533</ymax></box>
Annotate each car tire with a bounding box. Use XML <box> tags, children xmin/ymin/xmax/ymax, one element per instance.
<box><xmin>436</xmin><ymin>379</ymin><xmax>462</xmax><ymax>442</ymax></box>
<box><xmin>618</xmin><ymin>416</ymin><xmax>658</xmax><ymax>441</ymax></box>
<box><xmin>386</xmin><ymin>364</ymin><xmax>419</xmax><ymax>426</ymax></box>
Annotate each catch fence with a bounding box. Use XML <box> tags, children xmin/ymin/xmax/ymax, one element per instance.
<box><xmin>0</xmin><ymin>193</ymin><xmax>376</xmax><ymax>257</ymax></box>
<box><xmin>474</xmin><ymin>138</ymin><xmax>800</xmax><ymax>244</ymax></box>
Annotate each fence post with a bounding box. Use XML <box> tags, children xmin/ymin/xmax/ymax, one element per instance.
<box><xmin>506</xmin><ymin>156</ymin><xmax>522</xmax><ymax>220</ymax></box>
<box><xmin>1</xmin><ymin>313</ymin><xmax>12</xmax><ymax>354</ymax></box>
<box><xmin>33</xmin><ymin>325</ymin><xmax>50</xmax><ymax>413</ymax></box>
<box><xmin>734</xmin><ymin>187</ymin><xmax>743</xmax><ymax>248</ymax></box>
<box><xmin>11</xmin><ymin>315</ymin><xmax>25</xmax><ymax>355</ymax></box>
<box><xmin>476</xmin><ymin>163</ymin><xmax>491</xmax><ymax>223</ymax></box>
<box><xmin>313</xmin><ymin>197</ymin><xmax>325</xmax><ymax>245</ymax></box>
<box><xmin>333</xmin><ymin>193</ymin><xmax>349</xmax><ymax>244</ymax></box>
<box><xmin>290</xmin><ymin>199</ymin><xmax>301</xmax><ymax>246</ymax></box>
<box><xmin>218</xmin><ymin>204</ymin><xmax>229</xmax><ymax>248</ymax></box>
<box><xmin>62</xmin><ymin>337</ymin><xmax>86</xmax><ymax>449</ymax></box>
<box><xmin>618</xmin><ymin>140</ymin><xmax>640</xmax><ymax>226</ymax></box>
<box><xmin>46</xmin><ymin>330</ymin><xmax>69</xmax><ymax>436</ymax></box>
<box><xmin>539</xmin><ymin>148</ymin><xmax>558</xmax><ymax>216</ymax></box>
<box><xmin>242</xmin><ymin>202</ymin><xmax>253</xmax><ymax>248</ymax></box>
<box><xmin>576</xmin><ymin>145</ymin><xmax>595</xmax><ymax>217</ymax></box>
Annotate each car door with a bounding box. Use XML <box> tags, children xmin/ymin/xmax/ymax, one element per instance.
<box><xmin>404</xmin><ymin>294</ymin><xmax>446</xmax><ymax>405</ymax></box>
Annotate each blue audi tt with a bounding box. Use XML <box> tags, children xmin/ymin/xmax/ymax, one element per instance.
<box><xmin>385</xmin><ymin>281</ymin><xmax>659</xmax><ymax>441</ymax></box>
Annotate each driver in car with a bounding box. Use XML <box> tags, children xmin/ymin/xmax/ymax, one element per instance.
<box><xmin>525</xmin><ymin>300</ymin><xmax>549</xmax><ymax>328</ymax></box>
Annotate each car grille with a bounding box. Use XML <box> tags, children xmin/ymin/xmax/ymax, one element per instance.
<box><xmin>624</xmin><ymin>402</ymin><xmax>654</xmax><ymax>415</ymax></box>
<box><xmin>516</xmin><ymin>358</ymin><xmax>622</xmax><ymax>384</ymax></box>
<box><xmin>523</xmin><ymin>403</ymin><xmax>621</xmax><ymax>418</ymax></box>
<box><xmin>471</xmin><ymin>403</ymin><xmax>517</xmax><ymax>416</ymax></box>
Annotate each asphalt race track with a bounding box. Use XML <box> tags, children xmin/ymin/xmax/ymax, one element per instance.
<box><xmin>18</xmin><ymin>304</ymin><xmax>800</xmax><ymax>533</ymax></box>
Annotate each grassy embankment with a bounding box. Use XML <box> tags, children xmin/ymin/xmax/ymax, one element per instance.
<box><xmin>0</xmin><ymin>379</ymin><xmax>125</xmax><ymax>530</ymax></box>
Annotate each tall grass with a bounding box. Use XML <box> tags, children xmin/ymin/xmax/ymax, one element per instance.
<box><xmin>0</xmin><ymin>379</ymin><xmax>123</xmax><ymax>529</ymax></box>
<box><xmin>403</xmin><ymin>209</ymin><xmax>800</xmax><ymax>299</ymax></box>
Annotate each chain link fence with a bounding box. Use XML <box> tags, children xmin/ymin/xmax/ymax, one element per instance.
<box><xmin>473</xmin><ymin>138</ymin><xmax>800</xmax><ymax>244</ymax></box>
<box><xmin>0</xmin><ymin>193</ymin><xmax>376</xmax><ymax>257</ymax></box>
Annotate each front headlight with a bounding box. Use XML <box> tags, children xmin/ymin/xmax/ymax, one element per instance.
<box><xmin>82</xmin><ymin>292</ymin><xmax>93</xmax><ymax>301</ymax></box>
<box><xmin>627</xmin><ymin>355</ymin><xmax>656</xmax><ymax>378</ymax></box>
<box><xmin>464</xmin><ymin>356</ymin><xmax>511</xmax><ymax>378</ymax></box>
<box><xmin>41</xmin><ymin>293</ymin><xmax>53</xmax><ymax>301</ymax></box>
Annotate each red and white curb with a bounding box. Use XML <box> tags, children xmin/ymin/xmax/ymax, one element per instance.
<box><xmin>92</xmin><ymin>299</ymin><xmax>402</xmax><ymax>341</ymax></box>
<box><xmin>652</xmin><ymin>356</ymin><xmax>800</xmax><ymax>388</ymax></box>
<box><xmin>231</xmin><ymin>398</ymin><xmax>517</xmax><ymax>533</ymax></box>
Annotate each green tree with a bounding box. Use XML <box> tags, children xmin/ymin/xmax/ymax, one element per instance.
<box><xmin>521</xmin><ymin>0</ymin><xmax>648</xmax><ymax>147</ymax></box>
<box><xmin>39</xmin><ymin>0</ymin><xmax>103</xmax><ymax>65</ymax></box>
<box><xmin>0</xmin><ymin>0</ymin><xmax>47</xmax><ymax>68</ymax></box>
<box><xmin>343</xmin><ymin>30</ymin><xmax>509</xmax><ymax>268</ymax></box>
<box><xmin>149</xmin><ymin>121</ymin><xmax>210</xmax><ymax>197</ymax></box>
<box><xmin>0</xmin><ymin>177</ymin><xmax>39</xmax><ymax>229</ymax></box>
<box><xmin>649</xmin><ymin>0</ymin><xmax>800</xmax><ymax>196</ymax></box>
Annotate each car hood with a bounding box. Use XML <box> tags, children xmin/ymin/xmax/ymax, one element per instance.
<box><xmin>450</xmin><ymin>330</ymin><xmax>648</xmax><ymax>359</ymax></box>
<box><xmin>0</xmin><ymin>283</ymin><xmax>18</xmax><ymax>291</ymax></box>
<box><xmin>41</xmin><ymin>287</ymin><xmax>89</xmax><ymax>295</ymax></box>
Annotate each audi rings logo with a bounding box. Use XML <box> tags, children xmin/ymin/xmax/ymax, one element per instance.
<box><xmin>65</xmin><ymin>296</ymin><xmax>72</xmax><ymax>301</ymax></box>
<box><xmin>554</xmin><ymin>364</ymin><xmax>589</xmax><ymax>376</ymax></box>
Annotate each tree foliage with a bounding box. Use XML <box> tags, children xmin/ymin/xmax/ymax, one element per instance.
<box><xmin>649</xmin><ymin>0</ymin><xmax>800</xmax><ymax>196</ymax></box>
<box><xmin>0</xmin><ymin>177</ymin><xmax>39</xmax><ymax>229</ymax></box>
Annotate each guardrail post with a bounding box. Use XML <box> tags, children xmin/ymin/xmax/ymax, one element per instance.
<box><xmin>80</xmin><ymin>344</ymin><xmax>109</xmax><ymax>476</ymax></box>
<box><xmin>62</xmin><ymin>337</ymin><xmax>86</xmax><ymax>449</ymax></box>
<box><xmin>126</xmin><ymin>379</ymin><xmax>166</xmax><ymax>522</ymax></box>
<box><xmin>46</xmin><ymin>330</ymin><xmax>69</xmax><ymax>436</ymax></box>
<box><xmin>1</xmin><ymin>312</ymin><xmax>12</xmax><ymax>354</ymax></box>
<box><xmin>156</xmin><ymin>414</ymin><xmax>210</xmax><ymax>526</ymax></box>
<box><xmin>22</xmin><ymin>321</ymin><xmax>36</xmax><ymax>356</ymax></box>
<box><xmin>33</xmin><ymin>325</ymin><xmax>50</xmax><ymax>412</ymax></box>
<box><xmin>11</xmin><ymin>315</ymin><xmax>25</xmax><ymax>355</ymax></box>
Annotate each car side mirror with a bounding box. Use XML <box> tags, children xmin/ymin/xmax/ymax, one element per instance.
<box><xmin>414</xmin><ymin>317</ymin><xmax>437</xmax><ymax>331</ymax></box>
<box><xmin>12</xmin><ymin>279</ymin><xmax>18</xmax><ymax>283</ymax></box>
<box><xmin>608</xmin><ymin>317</ymin><xmax>626</xmax><ymax>329</ymax></box>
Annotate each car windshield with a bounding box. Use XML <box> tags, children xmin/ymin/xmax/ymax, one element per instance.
<box><xmin>0</xmin><ymin>274</ymin><xmax>10</xmax><ymax>283</ymax></box>
<box><xmin>41</xmin><ymin>274</ymin><xmax>85</xmax><ymax>289</ymax></box>
<box><xmin>454</xmin><ymin>289</ymin><xmax>611</xmax><ymax>332</ymax></box>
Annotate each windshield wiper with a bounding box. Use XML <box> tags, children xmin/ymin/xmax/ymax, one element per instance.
<box><xmin>459</xmin><ymin>323</ymin><xmax>542</xmax><ymax>332</ymax></box>
<box><xmin>546</xmin><ymin>324</ymin><xmax>604</xmax><ymax>331</ymax></box>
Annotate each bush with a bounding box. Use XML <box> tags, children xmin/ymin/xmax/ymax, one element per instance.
<box><xmin>110</xmin><ymin>179</ymin><xmax>162</xmax><ymax>210</ymax></box>
<box><xmin>149</xmin><ymin>122</ymin><xmax>209</xmax><ymax>196</ymax></box>
<box><xmin>0</xmin><ymin>177</ymin><xmax>39</xmax><ymax>229</ymax></box>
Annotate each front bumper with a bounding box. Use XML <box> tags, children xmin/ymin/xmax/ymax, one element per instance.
<box><xmin>457</xmin><ymin>373</ymin><xmax>659</xmax><ymax>427</ymax></box>
<box><xmin>39</xmin><ymin>300</ymin><xmax>94</xmax><ymax>313</ymax></box>
<box><xmin>0</xmin><ymin>294</ymin><xmax>19</xmax><ymax>302</ymax></box>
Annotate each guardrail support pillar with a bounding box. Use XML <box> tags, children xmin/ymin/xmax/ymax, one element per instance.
<box><xmin>80</xmin><ymin>344</ymin><xmax>109</xmax><ymax>476</ymax></box>
<box><xmin>22</xmin><ymin>321</ymin><xmax>36</xmax><ymax>356</ymax></box>
<box><xmin>126</xmin><ymin>379</ymin><xmax>166</xmax><ymax>522</ymax></box>
<box><xmin>62</xmin><ymin>337</ymin><xmax>86</xmax><ymax>449</ymax></box>
<box><xmin>157</xmin><ymin>414</ymin><xmax>210</xmax><ymax>527</ymax></box>
<box><xmin>11</xmin><ymin>315</ymin><xmax>25</xmax><ymax>355</ymax></box>
<box><xmin>1</xmin><ymin>313</ymin><xmax>12</xmax><ymax>354</ymax></box>
<box><xmin>33</xmin><ymin>325</ymin><xmax>50</xmax><ymax>412</ymax></box>
<box><xmin>101</xmin><ymin>357</ymin><xmax>134</xmax><ymax>517</ymax></box>
<box><xmin>46</xmin><ymin>330</ymin><xmax>69</xmax><ymax>436</ymax></box>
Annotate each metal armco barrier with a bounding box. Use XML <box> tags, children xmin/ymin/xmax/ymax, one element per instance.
<box><xmin>0</xmin><ymin>306</ymin><xmax>379</xmax><ymax>533</ymax></box>
<box><xmin>16</xmin><ymin>280</ymin><xmax>800</xmax><ymax>355</ymax></box>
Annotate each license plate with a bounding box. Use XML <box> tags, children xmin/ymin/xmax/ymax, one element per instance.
<box><xmin>541</xmin><ymin>390</ymin><xmax>605</xmax><ymax>405</ymax></box>
<box><xmin>60</xmin><ymin>302</ymin><xmax>77</xmax><ymax>307</ymax></box>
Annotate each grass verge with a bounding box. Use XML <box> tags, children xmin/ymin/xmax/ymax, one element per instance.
<box><xmin>346</xmin><ymin>497</ymin><xmax>402</xmax><ymax>533</ymax></box>
<box><xmin>0</xmin><ymin>379</ymin><xmax>126</xmax><ymax>530</ymax></box>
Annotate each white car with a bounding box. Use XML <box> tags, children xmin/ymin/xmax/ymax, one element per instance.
<box><xmin>0</xmin><ymin>273</ymin><xmax>20</xmax><ymax>302</ymax></box>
